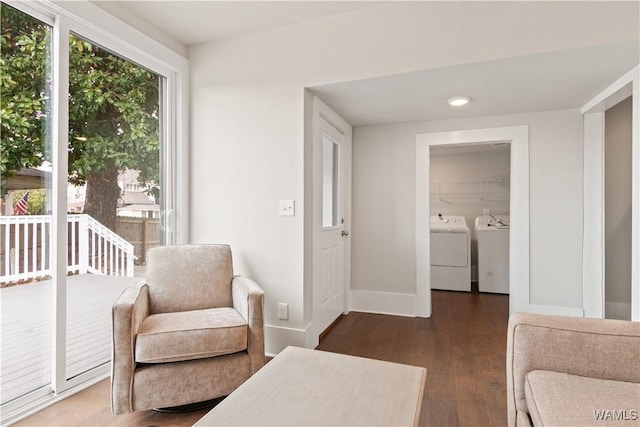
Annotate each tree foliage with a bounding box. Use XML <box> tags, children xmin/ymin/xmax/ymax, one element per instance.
<box><xmin>1</xmin><ymin>3</ymin><xmax>159</xmax><ymax>228</ymax></box>
<box><xmin>0</xmin><ymin>3</ymin><xmax>51</xmax><ymax>182</ymax></box>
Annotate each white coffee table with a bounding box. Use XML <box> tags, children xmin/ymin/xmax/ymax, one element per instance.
<box><xmin>194</xmin><ymin>346</ymin><xmax>426</xmax><ymax>426</ymax></box>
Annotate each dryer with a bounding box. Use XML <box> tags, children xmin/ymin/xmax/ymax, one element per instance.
<box><xmin>475</xmin><ymin>215</ymin><xmax>510</xmax><ymax>294</ymax></box>
<box><xmin>430</xmin><ymin>215</ymin><xmax>471</xmax><ymax>292</ymax></box>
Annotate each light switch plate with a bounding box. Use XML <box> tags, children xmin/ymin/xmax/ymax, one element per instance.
<box><xmin>279</xmin><ymin>200</ymin><xmax>295</xmax><ymax>216</ymax></box>
<box><xmin>278</xmin><ymin>303</ymin><xmax>289</xmax><ymax>320</ymax></box>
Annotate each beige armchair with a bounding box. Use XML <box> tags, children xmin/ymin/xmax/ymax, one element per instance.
<box><xmin>111</xmin><ymin>244</ymin><xmax>265</xmax><ymax>414</ymax></box>
<box><xmin>507</xmin><ymin>312</ymin><xmax>640</xmax><ymax>426</ymax></box>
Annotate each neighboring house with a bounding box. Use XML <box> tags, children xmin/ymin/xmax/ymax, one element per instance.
<box><xmin>117</xmin><ymin>190</ymin><xmax>159</xmax><ymax>219</ymax></box>
<box><xmin>0</xmin><ymin>167</ymin><xmax>51</xmax><ymax>215</ymax></box>
<box><xmin>67</xmin><ymin>169</ymin><xmax>159</xmax><ymax>217</ymax></box>
<box><xmin>116</xmin><ymin>169</ymin><xmax>159</xmax><ymax>218</ymax></box>
<box><xmin>67</xmin><ymin>184</ymin><xmax>85</xmax><ymax>214</ymax></box>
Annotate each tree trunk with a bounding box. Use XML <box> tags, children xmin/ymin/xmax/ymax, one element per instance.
<box><xmin>83</xmin><ymin>164</ymin><xmax>121</xmax><ymax>231</ymax></box>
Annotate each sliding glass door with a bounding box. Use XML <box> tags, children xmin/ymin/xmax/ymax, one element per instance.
<box><xmin>65</xmin><ymin>33</ymin><xmax>163</xmax><ymax>380</ymax></box>
<box><xmin>0</xmin><ymin>1</ymin><xmax>182</xmax><ymax>420</ymax></box>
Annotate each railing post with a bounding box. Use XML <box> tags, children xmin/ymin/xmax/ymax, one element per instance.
<box><xmin>126</xmin><ymin>246</ymin><xmax>134</xmax><ymax>278</ymax></box>
<box><xmin>78</xmin><ymin>215</ymin><xmax>89</xmax><ymax>274</ymax></box>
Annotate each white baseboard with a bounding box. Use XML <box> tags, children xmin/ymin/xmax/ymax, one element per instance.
<box><xmin>605</xmin><ymin>301</ymin><xmax>632</xmax><ymax>320</ymax></box>
<box><xmin>265</xmin><ymin>324</ymin><xmax>312</xmax><ymax>357</ymax></box>
<box><xmin>305</xmin><ymin>323</ymin><xmax>319</xmax><ymax>350</ymax></box>
<box><xmin>527</xmin><ymin>304</ymin><xmax>585</xmax><ymax>318</ymax></box>
<box><xmin>350</xmin><ymin>290</ymin><xmax>416</xmax><ymax>317</ymax></box>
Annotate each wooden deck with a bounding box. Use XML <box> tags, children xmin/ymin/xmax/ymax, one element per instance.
<box><xmin>1</xmin><ymin>274</ymin><xmax>141</xmax><ymax>405</ymax></box>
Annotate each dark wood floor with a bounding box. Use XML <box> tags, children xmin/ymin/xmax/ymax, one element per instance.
<box><xmin>15</xmin><ymin>290</ymin><xmax>509</xmax><ymax>427</ymax></box>
<box><xmin>318</xmin><ymin>290</ymin><xmax>510</xmax><ymax>427</ymax></box>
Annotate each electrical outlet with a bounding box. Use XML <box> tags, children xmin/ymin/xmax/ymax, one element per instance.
<box><xmin>279</xmin><ymin>200</ymin><xmax>295</xmax><ymax>216</ymax></box>
<box><xmin>278</xmin><ymin>303</ymin><xmax>289</xmax><ymax>320</ymax></box>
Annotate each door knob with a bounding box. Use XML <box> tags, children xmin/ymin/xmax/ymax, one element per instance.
<box><xmin>341</xmin><ymin>230</ymin><xmax>350</xmax><ymax>237</ymax></box>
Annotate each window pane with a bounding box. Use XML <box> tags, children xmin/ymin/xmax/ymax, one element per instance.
<box><xmin>0</xmin><ymin>2</ymin><xmax>53</xmax><ymax>404</ymax></box>
<box><xmin>66</xmin><ymin>33</ymin><xmax>161</xmax><ymax>379</ymax></box>
<box><xmin>322</xmin><ymin>134</ymin><xmax>339</xmax><ymax>228</ymax></box>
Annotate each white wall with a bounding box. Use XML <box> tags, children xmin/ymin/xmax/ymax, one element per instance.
<box><xmin>605</xmin><ymin>97</ymin><xmax>633</xmax><ymax>320</ymax></box>
<box><xmin>352</xmin><ymin>109</ymin><xmax>584</xmax><ymax>308</ymax></box>
<box><xmin>188</xmin><ymin>2</ymin><xmax>638</xmax><ymax>353</ymax></box>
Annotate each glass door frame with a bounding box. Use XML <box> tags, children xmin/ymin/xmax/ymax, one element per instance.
<box><xmin>0</xmin><ymin>3</ymin><xmax>57</xmax><ymax>417</ymax></box>
<box><xmin>2</xmin><ymin>0</ymin><xmax>189</xmax><ymax>421</ymax></box>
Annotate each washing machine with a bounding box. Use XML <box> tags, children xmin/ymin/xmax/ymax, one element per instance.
<box><xmin>430</xmin><ymin>215</ymin><xmax>471</xmax><ymax>292</ymax></box>
<box><xmin>475</xmin><ymin>215</ymin><xmax>510</xmax><ymax>294</ymax></box>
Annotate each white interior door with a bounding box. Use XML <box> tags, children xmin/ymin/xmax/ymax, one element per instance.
<box><xmin>312</xmin><ymin>97</ymin><xmax>352</xmax><ymax>337</ymax></box>
<box><xmin>318</xmin><ymin>119</ymin><xmax>346</xmax><ymax>331</ymax></box>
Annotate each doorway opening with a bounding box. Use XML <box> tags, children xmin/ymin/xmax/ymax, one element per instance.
<box><xmin>416</xmin><ymin>126</ymin><xmax>530</xmax><ymax>318</ymax></box>
<box><xmin>603</xmin><ymin>96</ymin><xmax>633</xmax><ymax>320</ymax></box>
<box><xmin>582</xmin><ymin>65</ymin><xmax>639</xmax><ymax>322</ymax></box>
<box><xmin>429</xmin><ymin>143</ymin><xmax>511</xmax><ymax>297</ymax></box>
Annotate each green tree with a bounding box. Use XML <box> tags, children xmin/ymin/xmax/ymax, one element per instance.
<box><xmin>1</xmin><ymin>3</ymin><xmax>159</xmax><ymax>230</ymax></box>
<box><xmin>0</xmin><ymin>3</ymin><xmax>51</xmax><ymax>184</ymax></box>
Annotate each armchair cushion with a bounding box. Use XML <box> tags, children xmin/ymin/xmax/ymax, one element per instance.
<box><xmin>135</xmin><ymin>307</ymin><xmax>248</xmax><ymax>363</ymax></box>
<box><xmin>524</xmin><ymin>370</ymin><xmax>640</xmax><ymax>426</ymax></box>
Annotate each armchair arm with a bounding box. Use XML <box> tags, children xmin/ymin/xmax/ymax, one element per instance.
<box><xmin>111</xmin><ymin>282</ymin><xmax>149</xmax><ymax>415</ymax></box>
<box><xmin>232</xmin><ymin>275</ymin><xmax>265</xmax><ymax>374</ymax></box>
<box><xmin>506</xmin><ymin>312</ymin><xmax>640</xmax><ymax>426</ymax></box>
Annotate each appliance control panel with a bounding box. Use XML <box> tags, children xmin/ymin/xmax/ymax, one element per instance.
<box><xmin>431</xmin><ymin>215</ymin><xmax>466</xmax><ymax>224</ymax></box>
<box><xmin>476</xmin><ymin>215</ymin><xmax>510</xmax><ymax>227</ymax></box>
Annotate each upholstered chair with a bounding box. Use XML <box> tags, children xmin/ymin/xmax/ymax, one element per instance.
<box><xmin>507</xmin><ymin>313</ymin><xmax>640</xmax><ymax>426</ymax></box>
<box><xmin>111</xmin><ymin>244</ymin><xmax>265</xmax><ymax>414</ymax></box>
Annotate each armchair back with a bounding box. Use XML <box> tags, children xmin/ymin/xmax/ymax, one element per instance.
<box><xmin>146</xmin><ymin>244</ymin><xmax>234</xmax><ymax>314</ymax></box>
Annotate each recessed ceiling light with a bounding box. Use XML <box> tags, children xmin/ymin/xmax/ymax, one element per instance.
<box><xmin>447</xmin><ymin>96</ymin><xmax>471</xmax><ymax>107</ymax></box>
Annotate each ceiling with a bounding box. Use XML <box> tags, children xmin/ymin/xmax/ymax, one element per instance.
<box><xmin>93</xmin><ymin>2</ymin><xmax>638</xmax><ymax>127</ymax></box>
<box><xmin>95</xmin><ymin>1</ymin><xmax>382</xmax><ymax>46</ymax></box>
<box><xmin>310</xmin><ymin>41</ymin><xmax>639</xmax><ymax>127</ymax></box>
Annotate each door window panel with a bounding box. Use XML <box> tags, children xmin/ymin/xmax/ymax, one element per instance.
<box><xmin>322</xmin><ymin>134</ymin><xmax>339</xmax><ymax>228</ymax></box>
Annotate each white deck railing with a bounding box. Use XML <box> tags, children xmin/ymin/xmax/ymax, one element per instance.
<box><xmin>0</xmin><ymin>214</ymin><xmax>135</xmax><ymax>284</ymax></box>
